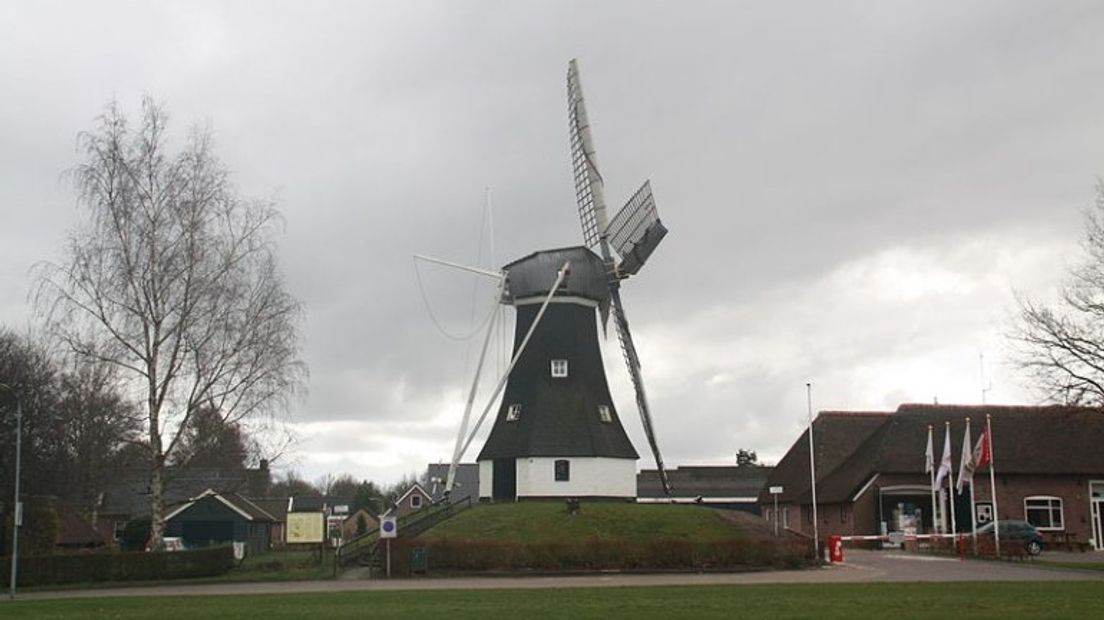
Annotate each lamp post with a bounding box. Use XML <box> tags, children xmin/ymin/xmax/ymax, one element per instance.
<box><xmin>1</xmin><ymin>383</ymin><xmax>20</xmax><ymax>600</ymax></box>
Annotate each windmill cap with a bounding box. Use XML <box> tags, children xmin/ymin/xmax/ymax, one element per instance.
<box><xmin>503</xmin><ymin>246</ymin><xmax>609</xmax><ymax>304</ymax></box>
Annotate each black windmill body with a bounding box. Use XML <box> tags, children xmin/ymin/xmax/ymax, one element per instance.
<box><xmin>436</xmin><ymin>60</ymin><xmax>674</xmax><ymax>501</ymax></box>
<box><xmin>476</xmin><ymin>247</ymin><xmax>639</xmax><ymax>499</ymax></box>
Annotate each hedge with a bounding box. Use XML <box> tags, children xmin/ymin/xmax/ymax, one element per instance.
<box><xmin>386</xmin><ymin>537</ymin><xmax>813</xmax><ymax>574</ymax></box>
<box><xmin>0</xmin><ymin>545</ymin><xmax>235</xmax><ymax>586</ymax></box>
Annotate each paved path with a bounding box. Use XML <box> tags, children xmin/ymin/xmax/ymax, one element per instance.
<box><xmin>9</xmin><ymin>549</ymin><xmax>1103</xmax><ymax>602</ymax></box>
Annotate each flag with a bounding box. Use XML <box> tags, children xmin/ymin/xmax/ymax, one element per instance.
<box><xmin>924</xmin><ymin>426</ymin><xmax>934</xmax><ymax>473</ymax></box>
<box><xmin>934</xmin><ymin>424</ymin><xmax>953</xmax><ymax>489</ymax></box>
<box><xmin>956</xmin><ymin>419</ymin><xmax>973</xmax><ymax>494</ymax></box>
<box><xmin>974</xmin><ymin>425</ymin><xmax>992</xmax><ymax>469</ymax></box>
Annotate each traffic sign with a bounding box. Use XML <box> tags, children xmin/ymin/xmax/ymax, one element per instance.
<box><xmin>380</xmin><ymin>516</ymin><xmax>398</xmax><ymax>539</ymax></box>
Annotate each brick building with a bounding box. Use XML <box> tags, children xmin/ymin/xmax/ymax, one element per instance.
<box><xmin>760</xmin><ymin>404</ymin><xmax>1104</xmax><ymax>550</ymax></box>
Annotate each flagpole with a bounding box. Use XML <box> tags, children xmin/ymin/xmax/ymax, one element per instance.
<box><xmin>987</xmin><ymin>413</ymin><xmax>1000</xmax><ymax>557</ymax></box>
<box><xmin>966</xmin><ymin>417</ymin><xmax>978</xmax><ymax>555</ymax></box>
<box><xmin>927</xmin><ymin>425</ymin><xmax>938</xmax><ymax>535</ymax></box>
<box><xmin>946</xmin><ymin>421</ymin><xmax>957</xmax><ymax>539</ymax></box>
<box><xmin>806</xmin><ymin>383</ymin><xmax>819</xmax><ymax>561</ymax></box>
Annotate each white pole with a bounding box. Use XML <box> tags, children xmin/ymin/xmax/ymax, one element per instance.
<box><xmin>460</xmin><ymin>263</ymin><xmax>571</xmax><ymax>456</ymax></box>
<box><xmin>987</xmin><ymin>414</ymin><xmax>1000</xmax><ymax>557</ymax></box>
<box><xmin>9</xmin><ymin>400</ymin><xmax>21</xmax><ymax>600</ymax></box>
<box><xmin>928</xmin><ymin>425</ymin><xmax>938</xmax><ymax>535</ymax></box>
<box><xmin>946</xmin><ymin>421</ymin><xmax>957</xmax><ymax>539</ymax></box>
<box><xmin>774</xmin><ymin>493</ymin><xmax>779</xmax><ymax>537</ymax></box>
<box><xmin>446</xmin><ymin>278</ymin><xmax>505</xmax><ymax>495</ymax></box>
<box><xmin>806</xmin><ymin>383</ymin><xmax>819</xmax><ymax>559</ymax></box>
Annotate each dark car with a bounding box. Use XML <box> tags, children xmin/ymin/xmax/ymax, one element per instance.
<box><xmin>976</xmin><ymin>520</ymin><xmax>1044</xmax><ymax>555</ymax></box>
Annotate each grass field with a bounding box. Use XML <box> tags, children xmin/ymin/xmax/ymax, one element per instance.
<box><xmin>418</xmin><ymin>502</ymin><xmax>747</xmax><ymax>543</ymax></box>
<box><xmin>4</xmin><ymin>582</ymin><xmax>1103</xmax><ymax>619</ymax></box>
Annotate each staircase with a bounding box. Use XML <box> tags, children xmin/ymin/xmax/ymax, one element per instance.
<box><xmin>336</xmin><ymin>496</ymin><xmax>474</xmax><ymax>571</ymax></box>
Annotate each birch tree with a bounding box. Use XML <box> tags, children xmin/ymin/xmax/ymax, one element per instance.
<box><xmin>36</xmin><ymin>98</ymin><xmax>305</xmax><ymax>550</ymax></box>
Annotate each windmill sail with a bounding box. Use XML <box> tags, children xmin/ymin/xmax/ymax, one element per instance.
<box><xmin>568</xmin><ymin>59</ymin><xmax>610</xmax><ymax>249</ymax></box>
<box><xmin>567</xmin><ymin>59</ymin><xmax>672</xmax><ymax>496</ymax></box>
<box><xmin>607</xmin><ymin>181</ymin><xmax>668</xmax><ymax>276</ymax></box>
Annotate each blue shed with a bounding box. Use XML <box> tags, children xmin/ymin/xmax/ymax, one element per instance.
<box><xmin>164</xmin><ymin>489</ymin><xmax>274</xmax><ymax>553</ymax></box>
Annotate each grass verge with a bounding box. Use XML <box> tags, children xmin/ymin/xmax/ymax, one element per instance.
<box><xmin>4</xmin><ymin>582</ymin><xmax>1103</xmax><ymax>619</ymax></box>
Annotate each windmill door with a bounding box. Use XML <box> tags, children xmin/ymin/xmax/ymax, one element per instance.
<box><xmin>492</xmin><ymin>458</ymin><xmax>517</xmax><ymax>501</ymax></box>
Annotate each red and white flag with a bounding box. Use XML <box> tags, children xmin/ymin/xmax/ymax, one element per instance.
<box><xmin>973</xmin><ymin>425</ymin><xmax>992</xmax><ymax>469</ymax></box>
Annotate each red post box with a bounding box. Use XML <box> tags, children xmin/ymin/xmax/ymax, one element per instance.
<box><xmin>829</xmin><ymin>535</ymin><xmax>844</xmax><ymax>563</ymax></box>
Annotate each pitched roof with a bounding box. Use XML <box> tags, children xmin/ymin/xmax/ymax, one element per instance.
<box><xmin>503</xmin><ymin>246</ymin><xmax>610</xmax><ymax>303</ymax></box>
<box><xmin>764</xmin><ymin>404</ymin><xmax>1104</xmax><ymax>505</ymax></box>
<box><xmin>424</xmin><ymin>463</ymin><xmax>480</xmax><ymax>503</ymax></box>
<box><xmin>759</xmin><ymin>411</ymin><xmax>890</xmax><ymax>504</ymax></box>
<box><xmin>249</xmin><ymin>497</ymin><xmax>290</xmax><ymax>522</ymax></box>
<box><xmin>164</xmin><ymin>489</ymin><xmax>275</xmax><ymax>523</ymax></box>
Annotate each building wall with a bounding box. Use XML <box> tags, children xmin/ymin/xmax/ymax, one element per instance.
<box><xmin>478</xmin><ymin>457</ymin><xmax>636</xmax><ymax>499</ymax></box>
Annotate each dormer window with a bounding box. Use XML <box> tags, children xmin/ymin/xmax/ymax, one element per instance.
<box><xmin>598</xmin><ymin>405</ymin><xmax>612</xmax><ymax>423</ymax></box>
<box><xmin>551</xmin><ymin>359</ymin><xmax>568</xmax><ymax>378</ymax></box>
<box><xmin>506</xmin><ymin>403</ymin><xmax>521</xmax><ymax>422</ymax></box>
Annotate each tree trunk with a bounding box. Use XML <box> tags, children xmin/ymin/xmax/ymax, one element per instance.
<box><xmin>146</xmin><ymin>458</ymin><xmax>166</xmax><ymax>551</ymax></box>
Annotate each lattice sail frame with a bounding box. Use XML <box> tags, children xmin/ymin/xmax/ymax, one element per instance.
<box><xmin>568</xmin><ymin>59</ymin><xmax>608</xmax><ymax>249</ymax></box>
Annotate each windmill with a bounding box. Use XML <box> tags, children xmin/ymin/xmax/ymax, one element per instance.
<box><xmin>430</xmin><ymin>59</ymin><xmax>672</xmax><ymax>500</ymax></box>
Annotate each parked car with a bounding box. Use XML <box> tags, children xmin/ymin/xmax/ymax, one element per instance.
<box><xmin>976</xmin><ymin>520</ymin><xmax>1044</xmax><ymax>555</ymax></box>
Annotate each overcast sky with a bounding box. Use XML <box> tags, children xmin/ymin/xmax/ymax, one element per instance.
<box><xmin>3</xmin><ymin>1</ymin><xmax>1104</xmax><ymax>485</ymax></box>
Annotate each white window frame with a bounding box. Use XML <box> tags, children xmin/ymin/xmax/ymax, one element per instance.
<box><xmin>782</xmin><ymin>507</ymin><xmax>789</xmax><ymax>529</ymax></box>
<box><xmin>551</xmin><ymin>359</ymin><xmax>568</xmax><ymax>378</ymax></box>
<box><xmin>1024</xmin><ymin>495</ymin><xmax>1064</xmax><ymax>531</ymax></box>
<box><xmin>554</xmin><ymin>459</ymin><xmax>570</xmax><ymax>482</ymax></box>
<box><xmin>598</xmin><ymin>405</ymin><xmax>612</xmax><ymax>423</ymax></box>
<box><xmin>506</xmin><ymin>403</ymin><xmax>521</xmax><ymax>422</ymax></box>
<box><xmin>411</xmin><ymin>494</ymin><xmax>422</xmax><ymax>508</ymax></box>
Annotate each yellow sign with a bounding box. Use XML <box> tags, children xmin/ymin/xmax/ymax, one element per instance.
<box><xmin>286</xmin><ymin>512</ymin><xmax>325</xmax><ymax>543</ymax></box>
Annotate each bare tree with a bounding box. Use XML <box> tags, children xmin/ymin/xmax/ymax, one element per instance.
<box><xmin>36</xmin><ymin>98</ymin><xmax>306</xmax><ymax>549</ymax></box>
<box><xmin>1014</xmin><ymin>182</ymin><xmax>1104</xmax><ymax>406</ymax></box>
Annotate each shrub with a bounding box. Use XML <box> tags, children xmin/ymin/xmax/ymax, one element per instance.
<box><xmin>385</xmin><ymin>537</ymin><xmax>812</xmax><ymax>574</ymax></box>
<box><xmin>1</xmin><ymin>545</ymin><xmax>235</xmax><ymax>586</ymax></box>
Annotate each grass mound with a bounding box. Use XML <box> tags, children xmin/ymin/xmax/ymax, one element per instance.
<box><xmin>420</xmin><ymin>501</ymin><xmax>744</xmax><ymax>544</ymax></box>
<box><xmin>392</xmin><ymin>502</ymin><xmax>812</xmax><ymax>573</ymax></box>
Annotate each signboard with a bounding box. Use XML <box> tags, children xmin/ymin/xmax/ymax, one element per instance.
<box><xmin>975</xmin><ymin>502</ymin><xmax>993</xmax><ymax>525</ymax></box>
<box><xmin>769</xmin><ymin>486</ymin><xmax>784</xmax><ymax>495</ymax></box>
<box><xmin>380</xmin><ymin>515</ymin><xmax>398</xmax><ymax>539</ymax></box>
<box><xmin>286</xmin><ymin>512</ymin><xmax>325</xmax><ymax>544</ymax></box>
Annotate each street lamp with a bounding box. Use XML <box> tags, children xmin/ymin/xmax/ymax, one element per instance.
<box><xmin>0</xmin><ymin>383</ymin><xmax>21</xmax><ymax>600</ymax></box>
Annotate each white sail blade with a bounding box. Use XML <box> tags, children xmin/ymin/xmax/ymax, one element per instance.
<box><xmin>568</xmin><ymin>59</ymin><xmax>611</xmax><ymax>248</ymax></box>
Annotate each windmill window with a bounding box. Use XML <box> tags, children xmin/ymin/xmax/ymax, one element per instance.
<box><xmin>598</xmin><ymin>405</ymin><xmax>612</xmax><ymax>423</ymax></box>
<box><xmin>551</xmin><ymin>359</ymin><xmax>568</xmax><ymax>378</ymax></box>
<box><xmin>554</xmin><ymin>459</ymin><xmax>570</xmax><ymax>481</ymax></box>
<box><xmin>506</xmin><ymin>404</ymin><xmax>521</xmax><ymax>422</ymax></box>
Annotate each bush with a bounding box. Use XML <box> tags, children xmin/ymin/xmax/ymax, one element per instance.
<box><xmin>385</xmin><ymin>537</ymin><xmax>812</xmax><ymax>574</ymax></box>
<box><xmin>0</xmin><ymin>545</ymin><xmax>235</xmax><ymax>586</ymax></box>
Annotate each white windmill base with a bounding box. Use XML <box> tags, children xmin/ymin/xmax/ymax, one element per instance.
<box><xmin>478</xmin><ymin>457</ymin><xmax>637</xmax><ymax>500</ymax></box>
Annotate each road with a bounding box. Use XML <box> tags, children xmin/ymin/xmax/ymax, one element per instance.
<box><xmin>9</xmin><ymin>549</ymin><xmax>1103</xmax><ymax>602</ymax></box>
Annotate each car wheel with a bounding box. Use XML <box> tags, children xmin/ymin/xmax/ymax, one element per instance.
<box><xmin>1026</xmin><ymin>540</ymin><xmax>1042</xmax><ymax>556</ymax></box>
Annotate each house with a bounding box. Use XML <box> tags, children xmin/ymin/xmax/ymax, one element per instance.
<box><xmin>164</xmin><ymin>488</ymin><xmax>275</xmax><ymax>553</ymax></box>
<box><xmin>249</xmin><ymin>497</ymin><xmax>290</xmax><ymax>548</ymax></box>
<box><xmin>341</xmin><ymin>508</ymin><xmax>379</xmax><ymax>540</ymax></box>
<box><xmin>385</xmin><ymin>483</ymin><xmax>433</xmax><ymax>518</ymax></box>
<box><xmin>98</xmin><ymin>460</ymin><xmax>272</xmax><ymax>541</ymax></box>
<box><xmin>761</xmin><ymin>404</ymin><xmax>1104</xmax><ymax>550</ymax></box>
<box><xmin>423</xmin><ymin>463</ymin><xmax>480</xmax><ymax>504</ymax></box>
<box><xmin>637</xmin><ymin>465</ymin><xmax>772</xmax><ymax>512</ymax></box>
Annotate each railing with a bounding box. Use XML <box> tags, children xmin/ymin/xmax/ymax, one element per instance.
<box><xmin>335</xmin><ymin>496</ymin><xmax>474</xmax><ymax>568</ymax></box>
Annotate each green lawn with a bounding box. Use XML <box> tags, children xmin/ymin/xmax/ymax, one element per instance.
<box><xmin>4</xmin><ymin>582</ymin><xmax>1103</xmax><ymax>619</ymax></box>
<box><xmin>1036</xmin><ymin>560</ymin><xmax>1104</xmax><ymax>572</ymax></box>
<box><xmin>419</xmin><ymin>502</ymin><xmax>745</xmax><ymax>543</ymax></box>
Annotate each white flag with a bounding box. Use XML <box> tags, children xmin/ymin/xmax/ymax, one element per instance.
<box><xmin>956</xmin><ymin>419</ymin><xmax>973</xmax><ymax>494</ymax></box>
<box><xmin>924</xmin><ymin>426</ymin><xmax>934</xmax><ymax>474</ymax></box>
<box><xmin>934</xmin><ymin>424</ymin><xmax>953</xmax><ymax>489</ymax></box>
